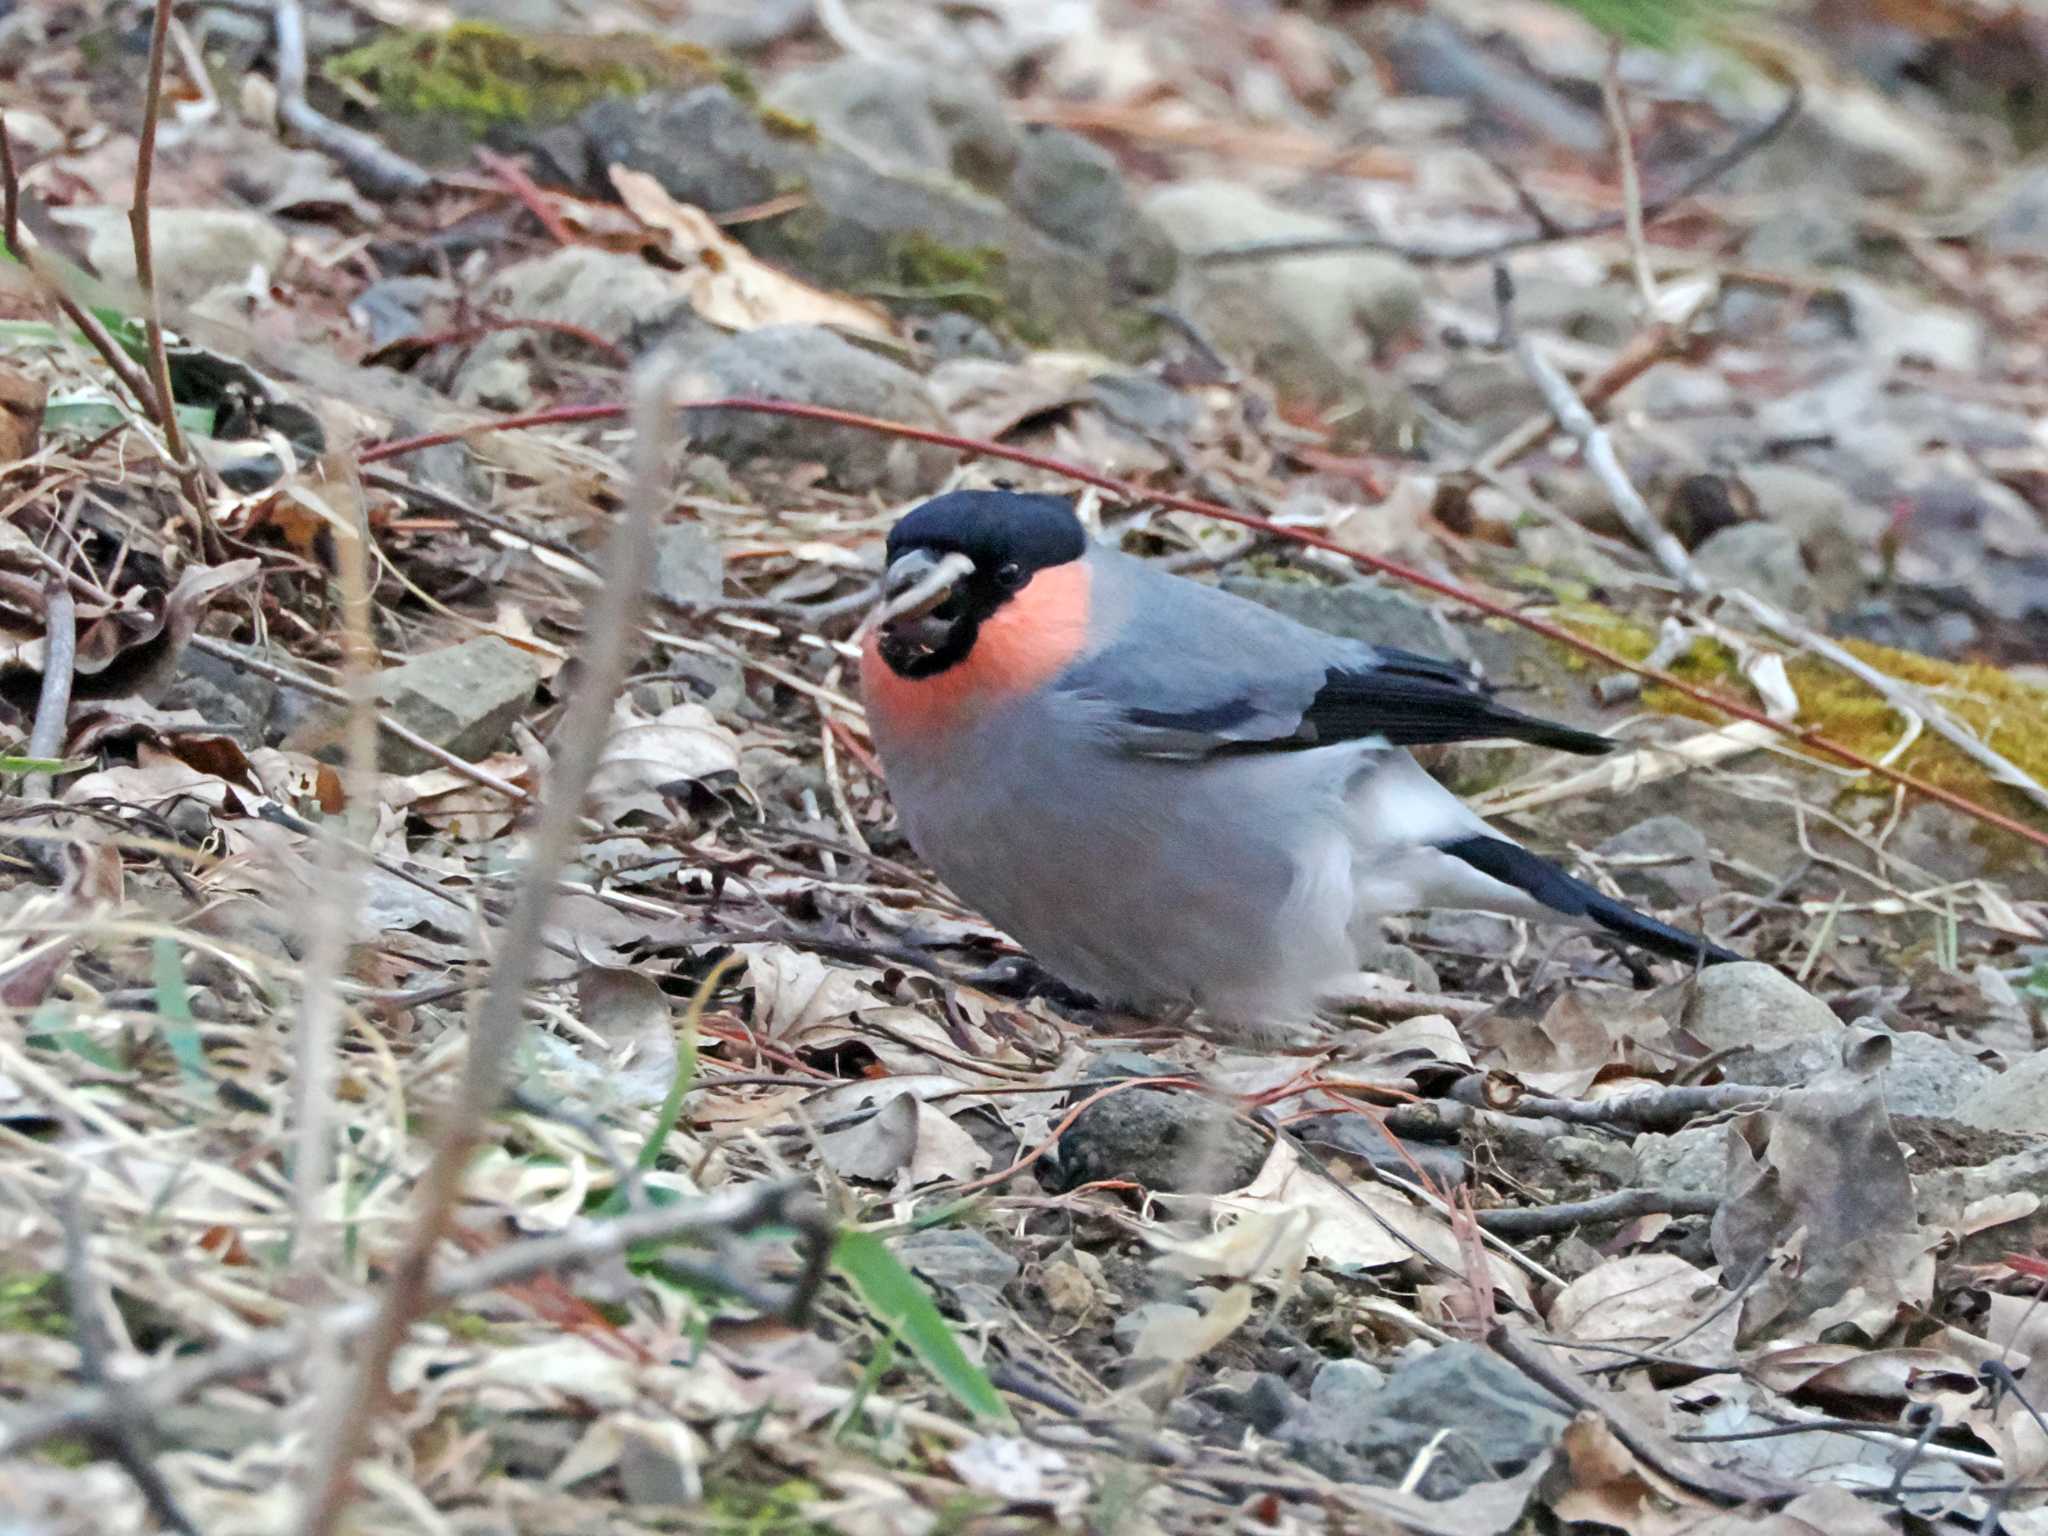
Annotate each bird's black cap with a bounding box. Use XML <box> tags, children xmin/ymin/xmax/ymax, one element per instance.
<box><xmin>886</xmin><ymin>490</ymin><xmax>1086</xmax><ymax>575</ymax></box>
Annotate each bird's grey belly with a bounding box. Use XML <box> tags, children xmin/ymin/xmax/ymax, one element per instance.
<box><xmin>884</xmin><ymin>713</ymin><xmax>1363</xmax><ymax>1019</ymax></box>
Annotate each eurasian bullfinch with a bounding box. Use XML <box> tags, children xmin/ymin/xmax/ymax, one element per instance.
<box><xmin>859</xmin><ymin>489</ymin><xmax>1738</xmax><ymax>1032</ymax></box>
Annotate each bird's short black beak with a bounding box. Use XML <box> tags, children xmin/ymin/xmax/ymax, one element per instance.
<box><xmin>866</xmin><ymin>547</ymin><xmax>975</xmax><ymax>647</ymax></box>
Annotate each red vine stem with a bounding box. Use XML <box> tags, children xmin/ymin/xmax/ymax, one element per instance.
<box><xmin>359</xmin><ymin>396</ymin><xmax>2048</xmax><ymax>853</ymax></box>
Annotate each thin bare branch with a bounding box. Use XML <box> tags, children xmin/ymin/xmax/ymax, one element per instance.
<box><xmin>1496</xmin><ymin>265</ymin><xmax>1704</xmax><ymax>594</ymax></box>
<box><xmin>1602</xmin><ymin>42</ymin><xmax>1660</xmax><ymax>312</ymax></box>
<box><xmin>1197</xmin><ymin>83</ymin><xmax>1802</xmax><ymax>267</ymax></box>
<box><xmin>59</xmin><ymin>1179</ymin><xmax>201</xmax><ymax>1536</ymax></box>
<box><xmin>289</xmin><ymin>478</ymin><xmax>381</xmax><ymax>1270</ymax></box>
<box><xmin>1451</xmin><ymin>1075</ymin><xmax>1774</xmax><ymax>1132</ymax></box>
<box><xmin>130</xmin><ymin>0</ymin><xmax>215</xmax><ymax>531</ymax></box>
<box><xmin>24</xmin><ymin>578</ymin><xmax>75</xmax><ymax>798</ymax></box>
<box><xmin>1476</xmin><ymin>1187</ymin><xmax>1719</xmax><ymax>1238</ymax></box>
<box><xmin>293</xmin><ymin>357</ymin><xmax>676</xmax><ymax>1536</ymax></box>
<box><xmin>272</xmin><ymin>0</ymin><xmax>432</xmax><ymax>197</ymax></box>
<box><xmin>3</xmin><ymin>1180</ymin><xmax>816</xmax><ymax>1462</ymax></box>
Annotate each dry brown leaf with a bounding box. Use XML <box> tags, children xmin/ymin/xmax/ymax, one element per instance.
<box><xmin>1710</xmin><ymin>1031</ymin><xmax>1930</xmax><ymax>1344</ymax></box>
<box><xmin>589</xmin><ymin>700</ymin><xmax>742</xmax><ymax>824</ymax></box>
<box><xmin>609</xmin><ymin>166</ymin><xmax>894</xmax><ymax>339</ymax></box>
<box><xmin>1548</xmin><ymin>1413</ymin><xmax>1715</xmax><ymax>1536</ymax></box>
<box><xmin>1677</xmin><ymin>1483</ymin><xmax>1898</xmax><ymax>1536</ymax></box>
<box><xmin>575</xmin><ymin>965</ymin><xmax>678</xmax><ymax>1110</ymax></box>
<box><xmin>816</xmin><ymin>1088</ymin><xmax>990</xmax><ymax>1188</ymax></box>
<box><xmin>1546</xmin><ymin>1254</ymin><xmax>1737</xmax><ymax>1369</ymax></box>
<box><xmin>0</xmin><ymin>841</ymin><xmax>123</xmax><ymax>1009</ymax></box>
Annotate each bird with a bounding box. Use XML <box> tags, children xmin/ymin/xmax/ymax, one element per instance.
<box><xmin>858</xmin><ymin>488</ymin><xmax>1739</xmax><ymax>1035</ymax></box>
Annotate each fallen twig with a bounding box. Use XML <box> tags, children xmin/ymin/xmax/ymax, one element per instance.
<box><xmin>1476</xmin><ymin>1187</ymin><xmax>1719</xmax><ymax>1238</ymax></box>
<box><xmin>1490</xmin><ymin>1326</ymin><xmax>1797</xmax><ymax>1504</ymax></box>
<box><xmin>1602</xmin><ymin>41</ymin><xmax>1660</xmax><ymax>313</ymax></box>
<box><xmin>58</xmin><ymin>1179</ymin><xmax>200</xmax><ymax>1535</ymax></box>
<box><xmin>1496</xmin><ymin>265</ymin><xmax>1702</xmax><ymax>593</ymax></box>
<box><xmin>294</xmin><ymin>357</ymin><xmax>675</xmax><ymax>1536</ymax></box>
<box><xmin>132</xmin><ymin>0</ymin><xmax>216</xmax><ymax>535</ymax></box>
<box><xmin>1451</xmin><ymin>1076</ymin><xmax>1774</xmax><ymax>1132</ymax></box>
<box><xmin>2</xmin><ymin>1180</ymin><xmax>816</xmax><ymax>1462</ymax></box>
<box><xmin>1197</xmin><ymin>83</ymin><xmax>1801</xmax><ymax>267</ymax></box>
<box><xmin>353</xmin><ymin>395</ymin><xmax>2048</xmax><ymax>853</ymax></box>
<box><xmin>272</xmin><ymin>0</ymin><xmax>431</xmax><ymax>197</ymax></box>
<box><xmin>24</xmin><ymin>578</ymin><xmax>75</xmax><ymax>798</ymax></box>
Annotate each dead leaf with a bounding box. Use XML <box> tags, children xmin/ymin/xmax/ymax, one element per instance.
<box><xmin>1547</xmin><ymin>1254</ymin><xmax>1737</xmax><ymax>1369</ymax></box>
<box><xmin>1548</xmin><ymin>1414</ymin><xmax>1715</xmax><ymax>1536</ymax></box>
<box><xmin>576</xmin><ymin>966</ymin><xmax>678</xmax><ymax>1109</ymax></box>
<box><xmin>816</xmin><ymin>1089</ymin><xmax>990</xmax><ymax>1188</ymax></box>
<box><xmin>947</xmin><ymin>1437</ymin><xmax>1086</xmax><ymax>1517</ymax></box>
<box><xmin>0</xmin><ymin>840</ymin><xmax>124</xmax><ymax>1008</ymax></box>
<box><xmin>1710</xmin><ymin>1031</ymin><xmax>1930</xmax><ymax>1343</ymax></box>
<box><xmin>610</xmin><ymin>166</ymin><xmax>893</xmax><ymax>339</ymax></box>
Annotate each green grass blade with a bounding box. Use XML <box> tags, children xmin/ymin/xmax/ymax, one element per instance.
<box><xmin>151</xmin><ymin>938</ymin><xmax>210</xmax><ymax>1083</ymax></box>
<box><xmin>831</xmin><ymin>1229</ymin><xmax>1009</xmax><ymax>1424</ymax></box>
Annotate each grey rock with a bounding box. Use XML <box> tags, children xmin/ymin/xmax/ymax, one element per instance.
<box><xmin>649</xmin><ymin>522</ymin><xmax>725</xmax><ymax>607</ymax></box>
<box><xmin>1508</xmin><ymin>275</ymin><xmax>1638</xmax><ymax>350</ymax></box>
<box><xmin>1692</xmin><ymin>522</ymin><xmax>1815</xmax><ymax>612</ymax></box>
<box><xmin>1593</xmin><ymin>815</ymin><xmax>1718</xmax><ymax>912</ymax></box>
<box><xmin>1282</xmin><ymin>1342</ymin><xmax>1570</xmax><ymax>1498</ymax></box>
<box><xmin>1551</xmin><ymin>1134</ymin><xmax>1637</xmax><ymax>1187</ymax></box>
<box><xmin>1738</xmin><ymin>463</ymin><xmax>1887</xmax><ymax>611</ymax></box>
<box><xmin>1741</xmin><ymin>205</ymin><xmax>1862</xmax><ymax>269</ymax></box>
<box><xmin>1615</xmin><ymin>361</ymin><xmax>1736</xmax><ymax>419</ymax></box>
<box><xmin>451</xmin><ymin>246</ymin><xmax>720</xmax><ymax>398</ymax></box>
<box><xmin>1954</xmin><ymin>1051</ymin><xmax>2048</xmax><ymax>1135</ymax></box>
<box><xmin>1145</xmin><ymin>179</ymin><xmax>1422</xmax><ymax>410</ymax></box>
<box><xmin>577</xmin><ymin>85</ymin><xmax>1171</xmax><ymax>356</ymax></box>
<box><xmin>1221</xmin><ymin>574</ymin><xmax>1469</xmax><ymax>662</ymax></box>
<box><xmin>894</xmin><ymin>1227</ymin><xmax>1021</xmax><ymax>1295</ymax></box>
<box><xmin>674</xmin><ymin>325</ymin><xmax>954</xmax><ymax>493</ymax></box>
<box><xmin>1875</xmin><ymin>1031</ymin><xmax>1997</xmax><ymax>1120</ymax></box>
<box><xmin>54</xmin><ymin>206</ymin><xmax>288</xmax><ymax>305</ymax></box>
<box><xmin>618</xmin><ymin>1422</ymin><xmax>695</xmax><ymax>1504</ymax></box>
<box><xmin>455</xmin><ymin>356</ymin><xmax>535</xmax><ymax>413</ymax></box>
<box><xmin>1978</xmin><ymin>163</ymin><xmax>2048</xmax><ymax>256</ymax></box>
<box><xmin>1053</xmin><ymin>1083</ymin><xmax>1269</xmax><ymax>1195</ymax></box>
<box><xmin>1115</xmin><ymin>1300</ymin><xmax>1200</xmax><ymax>1351</ymax></box>
<box><xmin>1917</xmin><ymin>1143</ymin><xmax>2048</xmax><ymax>1230</ymax></box>
<box><xmin>1009</xmin><ymin>127</ymin><xmax>1173</xmax><ymax>285</ymax></box>
<box><xmin>668</xmin><ymin>0</ymin><xmax>814</xmax><ymax>50</ymax></box>
<box><xmin>1354</xmin><ymin>938</ymin><xmax>1441</xmax><ymax>995</ymax></box>
<box><xmin>286</xmin><ymin>636</ymin><xmax>541</xmax><ymax>772</ymax></box>
<box><xmin>1308</xmin><ymin>1358</ymin><xmax>1387</xmax><ymax>1421</ymax></box>
<box><xmin>163</xmin><ymin>640</ymin><xmax>282</xmax><ymax>740</ymax></box>
<box><xmin>1680</xmin><ymin>963</ymin><xmax>1843</xmax><ymax>1055</ymax></box>
<box><xmin>1840</xmin><ymin>279</ymin><xmax>1985</xmax><ymax>372</ymax></box>
<box><xmin>764</xmin><ymin>57</ymin><xmax>1019</xmax><ymax>190</ymax></box>
<box><xmin>1431</xmin><ymin>354</ymin><xmax>1547</xmax><ymax>438</ymax></box>
<box><xmin>349</xmin><ymin>275</ymin><xmax>456</xmax><ymax>349</ymax></box>
<box><xmin>1373</xmin><ymin>11</ymin><xmax>1606</xmax><ymax>153</ymax></box>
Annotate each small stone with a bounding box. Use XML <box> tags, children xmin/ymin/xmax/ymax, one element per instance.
<box><xmin>1680</xmin><ymin>963</ymin><xmax>1843</xmax><ymax>1056</ymax></box>
<box><xmin>1051</xmin><ymin>1081</ymin><xmax>1269</xmax><ymax>1195</ymax></box>
<box><xmin>1593</xmin><ymin>815</ymin><xmax>1718</xmax><ymax>912</ymax></box>
<box><xmin>1354</xmin><ymin>938</ymin><xmax>1441</xmax><ymax>994</ymax></box>
<box><xmin>1978</xmin><ymin>163</ymin><xmax>2048</xmax><ymax>256</ymax></box>
<box><xmin>1145</xmin><ymin>179</ymin><xmax>1423</xmax><ymax>412</ymax></box>
<box><xmin>54</xmin><ymin>206</ymin><xmax>288</xmax><ymax>305</ymax></box>
<box><xmin>649</xmin><ymin>521</ymin><xmax>725</xmax><ymax>607</ymax></box>
<box><xmin>1953</xmin><ymin>1050</ymin><xmax>2048</xmax><ymax>1135</ymax></box>
<box><xmin>675</xmin><ymin>326</ymin><xmax>955</xmax><ymax>493</ymax></box>
<box><xmin>1010</xmin><ymin>127</ymin><xmax>1131</xmax><ymax>252</ymax></box>
<box><xmin>1282</xmin><ymin>1341</ymin><xmax>1571</xmax><ymax>1499</ymax></box>
<box><xmin>763</xmin><ymin>57</ymin><xmax>1019</xmax><ymax>190</ymax></box>
<box><xmin>894</xmin><ymin>1228</ymin><xmax>1021</xmax><ymax>1295</ymax></box>
<box><xmin>1692</xmin><ymin>522</ymin><xmax>1815</xmax><ymax>612</ymax></box>
<box><xmin>1308</xmin><ymin>1358</ymin><xmax>1388</xmax><ymax>1420</ymax></box>
<box><xmin>286</xmin><ymin>636</ymin><xmax>541</xmax><ymax>772</ymax></box>
<box><xmin>1877</xmin><ymin>1030</ymin><xmax>1997</xmax><ymax>1121</ymax></box>
<box><xmin>1632</xmin><ymin>1124</ymin><xmax>1736</xmax><ymax>1199</ymax></box>
<box><xmin>456</xmin><ymin>356</ymin><xmax>535</xmax><ymax>413</ymax></box>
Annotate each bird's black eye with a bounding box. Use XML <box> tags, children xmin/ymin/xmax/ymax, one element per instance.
<box><xmin>996</xmin><ymin>561</ymin><xmax>1025</xmax><ymax>588</ymax></box>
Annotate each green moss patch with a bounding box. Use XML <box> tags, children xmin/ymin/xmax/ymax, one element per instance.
<box><xmin>326</xmin><ymin>22</ymin><xmax>724</xmax><ymax>132</ymax></box>
<box><xmin>1560</xmin><ymin>603</ymin><xmax>2048</xmax><ymax>840</ymax></box>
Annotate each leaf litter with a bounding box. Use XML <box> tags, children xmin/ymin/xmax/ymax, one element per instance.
<box><xmin>1</xmin><ymin>1</ymin><xmax>2047</xmax><ymax>1533</ymax></box>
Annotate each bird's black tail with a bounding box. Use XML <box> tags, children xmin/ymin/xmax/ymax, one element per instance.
<box><xmin>1436</xmin><ymin>835</ymin><xmax>1740</xmax><ymax>966</ymax></box>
